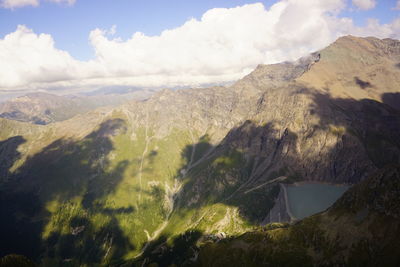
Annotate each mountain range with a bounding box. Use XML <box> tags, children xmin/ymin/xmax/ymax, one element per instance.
<box><xmin>0</xmin><ymin>35</ymin><xmax>399</xmax><ymax>266</ymax></box>
<box><xmin>0</xmin><ymin>89</ymin><xmax>155</xmax><ymax>125</ymax></box>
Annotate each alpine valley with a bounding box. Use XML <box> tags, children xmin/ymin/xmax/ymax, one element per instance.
<box><xmin>1</xmin><ymin>36</ymin><xmax>400</xmax><ymax>266</ymax></box>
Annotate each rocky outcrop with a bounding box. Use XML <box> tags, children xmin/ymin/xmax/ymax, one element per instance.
<box><xmin>262</xmin><ymin>184</ymin><xmax>291</xmax><ymax>224</ymax></box>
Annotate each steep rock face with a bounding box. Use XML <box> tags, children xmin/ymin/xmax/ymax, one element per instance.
<box><xmin>0</xmin><ymin>36</ymin><xmax>399</xmax><ymax>265</ymax></box>
<box><xmin>235</xmin><ymin>52</ymin><xmax>320</xmax><ymax>89</ymax></box>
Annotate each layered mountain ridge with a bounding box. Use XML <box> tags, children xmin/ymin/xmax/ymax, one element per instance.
<box><xmin>0</xmin><ymin>35</ymin><xmax>399</xmax><ymax>266</ymax></box>
<box><xmin>0</xmin><ymin>89</ymin><xmax>155</xmax><ymax>125</ymax></box>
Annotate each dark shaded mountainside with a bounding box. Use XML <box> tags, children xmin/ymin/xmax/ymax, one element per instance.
<box><xmin>0</xmin><ymin>35</ymin><xmax>399</xmax><ymax>266</ymax></box>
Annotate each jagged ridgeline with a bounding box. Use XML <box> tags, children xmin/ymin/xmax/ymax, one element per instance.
<box><xmin>0</xmin><ymin>36</ymin><xmax>399</xmax><ymax>266</ymax></box>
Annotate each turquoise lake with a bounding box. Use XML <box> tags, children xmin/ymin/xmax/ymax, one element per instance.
<box><xmin>286</xmin><ymin>183</ymin><xmax>350</xmax><ymax>220</ymax></box>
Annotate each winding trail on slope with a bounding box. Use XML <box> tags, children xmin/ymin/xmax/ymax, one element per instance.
<box><xmin>244</xmin><ymin>176</ymin><xmax>287</xmax><ymax>194</ymax></box>
<box><xmin>186</xmin><ymin>128</ymin><xmax>197</xmax><ymax>170</ymax></box>
<box><xmin>136</xmin><ymin>126</ymin><xmax>209</xmax><ymax>258</ymax></box>
<box><xmin>136</xmin><ymin>180</ymin><xmax>182</xmax><ymax>259</ymax></box>
<box><xmin>138</xmin><ymin>109</ymin><xmax>151</xmax><ymax>203</ymax></box>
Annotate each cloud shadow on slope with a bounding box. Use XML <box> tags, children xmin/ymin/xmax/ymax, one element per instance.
<box><xmin>138</xmin><ymin>89</ymin><xmax>400</xmax><ymax>266</ymax></box>
<box><xmin>1</xmin><ymin>89</ymin><xmax>400</xmax><ymax>266</ymax></box>
<box><xmin>0</xmin><ymin>119</ymin><xmax>136</xmax><ymax>265</ymax></box>
<box><xmin>139</xmin><ymin>229</ymin><xmax>203</xmax><ymax>266</ymax></box>
<box><xmin>354</xmin><ymin>77</ymin><xmax>373</xmax><ymax>89</ymax></box>
<box><xmin>0</xmin><ymin>135</ymin><xmax>26</xmax><ymax>180</ymax></box>
<box><xmin>136</xmin><ymin>122</ymin><xmax>304</xmax><ymax>266</ymax></box>
<box><xmin>307</xmin><ymin>90</ymin><xmax>400</xmax><ymax>169</ymax></box>
<box><xmin>382</xmin><ymin>92</ymin><xmax>400</xmax><ymax>111</ymax></box>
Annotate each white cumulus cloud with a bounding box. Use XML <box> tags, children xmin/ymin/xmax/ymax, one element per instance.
<box><xmin>47</xmin><ymin>0</ymin><xmax>75</xmax><ymax>6</ymax></box>
<box><xmin>352</xmin><ymin>0</ymin><xmax>376</xmax><ymax>10</ymax></box>
<box><xmin>0</xmin><ymin>25</ymin><xmax>98</xmax><ymax>89</ymax></box>
<box><xmin>1</xmin><ymin>0</ymin><xmax>38</xmax><ymax>9</ymax></box>
<box><xmin>1</xmin><ymin>0</ymin><xmax>400</xmax><ymax>92</ymax></box>
<box><xmin>394</xmin><ymin>0</ymin><xmax>400</xmax><ymax>10</ymax></box>
<box><xmin>0</xmin><ymin>0</ymin><xmax>74</xmax><ymax>8</ymax></box>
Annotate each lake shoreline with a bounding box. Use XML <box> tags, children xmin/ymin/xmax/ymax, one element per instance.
<box><xmin>284</xmin><ymin>180</ymin><xmax>352</xmax><ymax>187</ymax></box>
<box><xmin>266</xmin><ymin>181</ymin><xmax>351</xmax><ymax>224</ymax></box>
<box><xmin>280</xmin><ymin>181</ymin><xmax>350</xmax><ymax>222</ymax></box>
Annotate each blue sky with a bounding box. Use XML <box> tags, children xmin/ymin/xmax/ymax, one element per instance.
<box><xmin>1</xmin><ymin>0</ymin><xmax>273</xmax><ymax>60</ymax></box>
<box><xmin>0</xmin><ymin>0</ymin><xmax>399</xmax><ymax>94</ymax></box>
<box><xmin>342</xmin><ymin>1</ymin><xmax>399</xmax><ymax>25</ymax></box>
<box><xmin>1</xmin><ymin>0</ymin><xmax>398</xmax><ymax>61</ymax></box>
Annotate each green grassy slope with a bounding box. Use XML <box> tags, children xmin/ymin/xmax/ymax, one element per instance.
<box><xmin>0</xmin><ymin>114</ymin><xmax>198</xmax><ymax>265</ymax></box>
